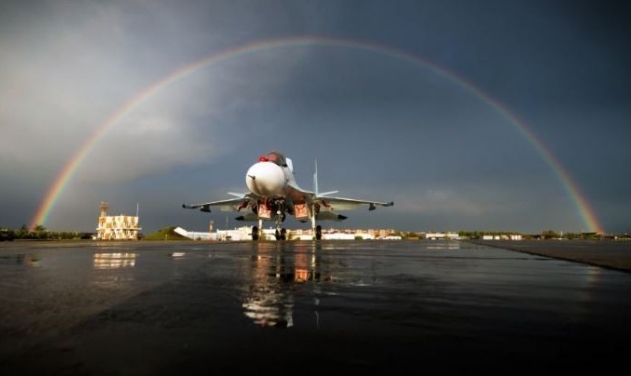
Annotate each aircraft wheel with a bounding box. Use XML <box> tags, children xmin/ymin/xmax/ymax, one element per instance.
<box><xmin>252</xmin><ymin>226</ymin><xmax>259</xmax><ymax>241</ymax></box>
<box><xmin>315</xmin><ymin>225</ymin><xmax>322</xmax><ymax>240</ymax></box>
<box><xmin>275</xmin><ymin>229</ymin><xmax>281</xmax><ymax>240</ymax></box>
<box><xmin>280</xmin><ymin>228</ymin><xmax>287</xmax><ymax>240</ymax></box>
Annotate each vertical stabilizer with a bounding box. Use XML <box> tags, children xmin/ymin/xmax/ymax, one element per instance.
<box><xmin>286</xmin><ymin>158</ymin><xmax>294</xmax><ymax>172</ymax></box>
<box><xmin>312</xmin><ymin>160</ymin><xmax>339</xmax><ymax>197</ymax></box>
<box><xmin>313</xmin><ymin>159</ymin><xmax>319</xmax><ymax>196</ymax></box>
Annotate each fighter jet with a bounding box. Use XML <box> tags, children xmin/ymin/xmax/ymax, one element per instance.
<box><xmin>182</xmin><ymin>151</ymin><xmax>393</xmax><ymax>240</ymax></box>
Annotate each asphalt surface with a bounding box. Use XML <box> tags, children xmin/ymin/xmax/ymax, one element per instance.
<box><xmin>1</xmin><ymin>240</ymin><xmax>630</xmax><ymax>375</ymax></box>
<box><xmin>473</xmin><ymin>239</ymin><xmax>631</xmax><ymax>272</ymax></box>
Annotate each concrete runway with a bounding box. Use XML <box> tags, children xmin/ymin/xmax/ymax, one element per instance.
<box><xmin>1</xmin><ymin>240</ymin><xmax>630</xmax><ymax>375</ymax></box>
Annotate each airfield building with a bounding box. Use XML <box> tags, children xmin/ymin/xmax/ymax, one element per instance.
<box><xmin>96</xmin><ymin>202</ymin><xmax>141</xmax><ymax>240</ymax></box>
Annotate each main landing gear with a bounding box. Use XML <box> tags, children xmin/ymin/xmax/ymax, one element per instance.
<box><xmin>249</xmin><ymin>201</ymin><xmax>322</xmax><ymax>242</ymax></box>
<box><xmin>250</xmin><ymin>211</ymin><xmax>287</xmax><ymax>241</ymax></box>
<box><xmin>275</xmin><ymin>228</ymin><xmax>287</xmax><ymax>241</ymax></box>
<box><xmin>250</xmin><ymin>226</ymin><xmax>287</xmax><ymax>241</ymax></box>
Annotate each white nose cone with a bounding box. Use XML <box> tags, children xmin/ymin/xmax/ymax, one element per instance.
<box><xmin>246</xmin><ymin>162</ymin><xmax>286</xmax><ymax>196</ymax></box>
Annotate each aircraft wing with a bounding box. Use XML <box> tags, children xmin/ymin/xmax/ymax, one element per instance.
<box><xmin>286</xmin><ymin>182</ymin><xmax>393</xmax><ymax>211</ymax></box>
<box><xmin>182</xmin><ymin>195</ymin><xmax>255</xmax><ymax>213</ymax></box>
<box><xmin>315</xmin><ymin>196</ymin><xmax>394</xmax><ymax>211</ymax></box>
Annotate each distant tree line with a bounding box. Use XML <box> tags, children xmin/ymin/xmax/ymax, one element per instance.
<box><xmin>0</xmin><ymin>225</ymin><xmax>94</xmax><ymax>241</ymax></box>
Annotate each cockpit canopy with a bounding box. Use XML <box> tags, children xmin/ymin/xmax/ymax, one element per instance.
<box><xmin>258</xmin><ymin>151</ymin><xmax>287</xmax><ymax>167</ymax></box>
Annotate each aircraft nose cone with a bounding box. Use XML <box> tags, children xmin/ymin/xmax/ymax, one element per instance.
<box><xmin>246</xmin><ymin>162</ymin><xmax>286</xmax><ymax>196</ymax></box>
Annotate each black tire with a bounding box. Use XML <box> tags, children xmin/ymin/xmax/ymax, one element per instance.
<box><xmin>252</xmin><ymin>226</ymin><xmax>259</xmax><ymax>241</ymax></box>
<box><xmin>315</xmin><ymin>225</ymin><xmax>322</xmax><ymax>240</ymax></box>
<box><xmin>280</xmin><ymin>228</ymin><xmax>287</xmax><ymax>240</ymax></box>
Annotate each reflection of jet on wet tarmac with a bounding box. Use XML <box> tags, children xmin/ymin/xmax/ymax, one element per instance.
<box><xmin>2</xmin><ymin>253</ymin><xmax>40</xmax><ymax>267</ymax></box>
<box><xmin>242</xmin><ymin>243</ymin><xmax>333</xmax><ymax>328</ymax></box>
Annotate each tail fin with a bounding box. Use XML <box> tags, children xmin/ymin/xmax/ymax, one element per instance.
<box><xmin>313</xmin><ymin>159</ymin><xmax>338</xmax><ymax>197</ymax></box>
<box><xmin>313</xmin><ymin>159</ymin><xmax>319</xmax><ymax>196</ymax></box>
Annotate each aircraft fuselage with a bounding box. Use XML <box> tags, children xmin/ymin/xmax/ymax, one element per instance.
<box><xmin>245</xmin><ymin>161</ymin><xmax>290</xmax><ymax>198</ymax></box>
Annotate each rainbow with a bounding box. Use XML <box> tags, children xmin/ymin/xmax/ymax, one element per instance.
<box><xmin>29</xmin><ymin>36</ymin><xmax>603</xmax><ymax>233</ymax></box>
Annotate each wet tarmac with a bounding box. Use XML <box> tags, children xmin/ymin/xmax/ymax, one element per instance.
<box><xmin>1</xmin><ymin>240</ymin><xmax>630</xmax><ymax>375</ymax></box>
<box><xmin>474</xmin><ymin>239</ymin><xmax>631</xmax><ymax>272</ymax></box>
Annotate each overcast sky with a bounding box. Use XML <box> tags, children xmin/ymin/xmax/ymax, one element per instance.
<box><xmin>1</xmin><ymin>0</ymin><xmax>629</xmax><ymax>234</ymax></box>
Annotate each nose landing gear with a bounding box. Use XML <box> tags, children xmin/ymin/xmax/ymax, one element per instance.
<box><xmin>272</xmin><ymin>199</ymin><xmax>288</xmax><ymax>241</ymax></box>
<box><xmin>250</xmin><ymin>199</ymin><xmax>288</xmax><ymax>241</ymax></box>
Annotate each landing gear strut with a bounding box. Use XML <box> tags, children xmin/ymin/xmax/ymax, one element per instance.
<box><xmin>309</xmin><ymin>204</ymin><xmax>321</xmax><ymax>240</ymax></box>
<box><xmin>272</xmin><ymin>200</ymin><xmax>287</xmax><ymax>241</ymax></box>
